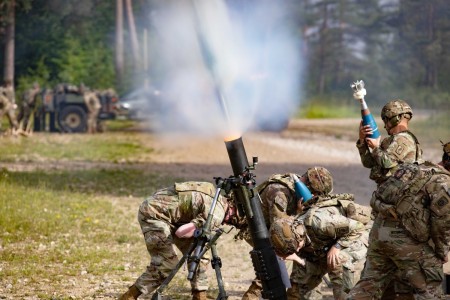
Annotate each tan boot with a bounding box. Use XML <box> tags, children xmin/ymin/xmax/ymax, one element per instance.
<box><xmin>287</xmin><ymin>282</ymin><xmax>300</xmax><ymax>300</ymax></box>
<box><xmin>118</xmin><ymin>284</ymin><xmax>142</xmax><ymax>300</ymax></box>
<box><xmin>242</xmin><ymin>281</ymin><xmax>263</xmax><ymax>300</ymax></box>
<box><xmin>192</xmin><ymin>290</ymin><xmax>207</xmax><ymax>300</ymax></box>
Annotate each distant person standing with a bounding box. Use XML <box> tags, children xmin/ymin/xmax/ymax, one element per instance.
<box><xmin>81</xmin><ymin>85</ymin><xmax>101</xmax><ymax>134</ymax></box>
<box><xmin>17</xmin><ymin>82</ymin><xmax>41</xmax><ymax>133</ymax></box>
<box><xmin>0</xmin><ymin>80</ymin><xmax>19</xmax><ymax>133</ymax></box>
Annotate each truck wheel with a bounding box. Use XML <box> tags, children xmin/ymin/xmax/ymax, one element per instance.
<box><xmin>58</xmin><ymin>105</ymin><xmax>87</xmax><ymax>133</ymax></box>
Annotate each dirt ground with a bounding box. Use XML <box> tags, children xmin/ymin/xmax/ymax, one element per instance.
<box><xmin>1</xmin><ymin>118</ymin><xmax>448</xmax><ymax>299</ymax></box>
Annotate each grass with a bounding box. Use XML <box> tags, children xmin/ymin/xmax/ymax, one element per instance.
<box><xmin>0</xmin><ymin>132</ymin><xmax>154</xmax><ymax>162</ymax></box>
<box><xmin>0</xmin><ymin>167</ymin><xmax>187</xmax><ymax>298</ymax></box>
<box><xmin>0</xmin><ymin>168</ymin><xmax>178</xmax><ymax>197</ymax></box>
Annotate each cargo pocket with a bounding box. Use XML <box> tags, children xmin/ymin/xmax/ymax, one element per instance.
<box><xmin>419</xmin><ymin>260</ymin><xmax>444</xmax><ymax>283</ymax></box>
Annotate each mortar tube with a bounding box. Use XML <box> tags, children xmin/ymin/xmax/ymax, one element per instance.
<box><xmin>224</xmin><ymin>136</ymin><xmax>287</xmax><ymax>299</ymax></box>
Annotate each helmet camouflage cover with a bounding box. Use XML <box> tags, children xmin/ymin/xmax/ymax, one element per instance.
<box><xmin>303</xmin><ymin>167</ymin><xmax>333</xmax><ymax>195</ymax></box>
<box><xmin>381</xmin><ymin>99</ymin><xmax>413</xmax><ymax>121</ymax></box>
<box><xmin>269</xmin><ymin>216</ymin><xmax>306</xmax><ymax>257</ymax></box>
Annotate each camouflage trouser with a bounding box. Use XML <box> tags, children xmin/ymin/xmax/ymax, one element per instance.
<box><xmin>347</xmin><ymin>218</ymin><xmax>444</xmax><ymax>300</ymax></box>
<box><xmin>0</xmin><ymin>95</ymin><xmax>18</xmax><ymax>130</ymax></box>
<box><xmin>134</xmin><ymin>212</ymin><xmax>209</xmax><ymax>295</ymax></box>
<box><xmin>289</xmin><ymin>239</ymin><xmax>367</xmax><ymax>300</ymax></box>
<box><xmin>17</xmin><ymin>103</ymin><xmax>34</xmax><ymax>131</ymax></box>
<box><xmin>87</xmin><ymin>109</ymin><xmax>99</xmax><ymax>133</ymax></box>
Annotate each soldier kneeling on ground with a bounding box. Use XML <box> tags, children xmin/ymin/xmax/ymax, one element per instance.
<box><xmin>240</xmin><ymin>167</ymin><xmax>372</xmax><ymax>300</ymax></box>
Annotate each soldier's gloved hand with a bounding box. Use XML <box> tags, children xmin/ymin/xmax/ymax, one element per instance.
<box><xmin>353</xmin><ymin>88</ymin><xmax>367</xmax><ymax>100</ymax></box>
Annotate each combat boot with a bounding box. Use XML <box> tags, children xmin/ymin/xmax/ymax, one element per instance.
<box><xmin>191</xmin><ymin>290</ymin><xmax>207</xmax><ymax>300</ymax></box>
<box><xmin>118</xmin><ymin>284</ymin><xmax>142</xmax><ymax>300</ymax></box>
<box><xmin>242</xmin><ymin>281</ymin><xmax>263</xmax><ymax>300</ymax></box>
<box><xmin>287</xmin><ymin>282</ymin><xmax>300</xmax><ymax>300</ymax></box>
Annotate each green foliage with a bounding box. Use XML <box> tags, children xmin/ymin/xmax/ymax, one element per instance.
<box><xmin>12</xmin><ymin>0</ymin><xmax>117</xmax><ymax>91</ymax></box>
<box><xmin>5</xmin><ymin>0</ymin><xmax>450</xmax><ymax>109</ymax></box>
<box><xmin>298</xmin><ymin>96</ymin><xmax>359</xmax><ymax>119</ymax></box>
<box><xmin>16</xmin><ymin>58</ymin><xmax>51</xmax><ymax>97</ymax></box>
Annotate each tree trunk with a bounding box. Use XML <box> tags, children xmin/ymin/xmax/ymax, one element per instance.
<box><xmin>3</xmin><ymin>0</ymin><xmax>15</xmax><ymax>84</ymax></box>
<box><xmin>115</xmin><ymin>0</ymin><xmax>124</xmax><ymax>88</ymax></box>
<box><xmin>125</xmin><ymin>0</ymin><xmax>140</xmax><ymax>68</ymax></box>
<box><xmin>317</xmin><ymin>2</ymin><xmax>329</xmax><ymax>94</ymax></box>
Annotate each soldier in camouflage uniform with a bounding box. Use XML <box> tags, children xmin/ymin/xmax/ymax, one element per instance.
<box><xmin>241</xmin><ymin>167</ymin><xmax>372</xmax><ymax>300</ymax></box>
<box><xmin>82</xmin><ymin>85</ymin><xmax>102</xmax><ymax>134</ymax></box>
<box><xmin>354</xmin><ymin>94</ymin><xmax>423</xmax><ymax>298</ymax></box>
<box><xmin>356</xmin><ymin>99</ymin><xmax>423</xmax><ymax>185</ymax></box>
<box><xmin>347</xmin><ymin>150</ymin><xmax>450</xmax><ymax>299</ymax></box>
<box><xmin>17</xmin><ymin>82</ymin><xmax>41</xmax><ymax>132</ymax></box>
<box><xmin>241</xmin><ymin>167</ymin><xmax>333</xmax><ymax>299</ymax></box>
<box><xmin>269</xmin><ymin>202</ymin><xmax>370</xmax><ymax>300</ymax></box>
<box><xmin>119</xmin><ymin>181</ymin><xmax>240</xmax><ymax>300</ymax></box>
<box><xmin>0</xmin><ymin>80</ymin><xmax>19</xmax><ymax>133</ymax></box>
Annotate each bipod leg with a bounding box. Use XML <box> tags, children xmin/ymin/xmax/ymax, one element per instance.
<box><xmin>208</xmin><ymin>230</ymin><xmax>228</xmax><ymax>300</ymax></box>
<box><xmin>151</xmin><ymin>240</ymin><xmax>197</xmax><ymax>300</ymax></box>
<box><xmin>211</xmin><ymin>244</ymin><xmax>228</xmax><ymax>300</ymax></box>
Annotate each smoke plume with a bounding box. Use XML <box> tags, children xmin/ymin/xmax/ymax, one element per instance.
<box><xmin>134</xmin><ymin>0</ymin><xmax>303</xmax><ymax>138</ymax></box>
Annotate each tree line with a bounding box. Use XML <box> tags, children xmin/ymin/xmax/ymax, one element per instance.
<box><xmin>0</xmin><ymin>0</ymin><xmax>448</xmax><ymax>108</ymax></box>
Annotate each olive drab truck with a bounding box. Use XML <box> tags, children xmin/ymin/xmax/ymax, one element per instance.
<box><xmin>34</xmin><ymin>84</ymin><xmax>119</xmax><ymax>133</ymax></box>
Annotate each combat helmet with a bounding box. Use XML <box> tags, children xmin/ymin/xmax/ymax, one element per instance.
<box><xmin>381</xmin><ymin>99</ymin><xmax>413</xmax><ymax>126</ymax></box>
<box><xmin>269</xmin><ymin>216</ymin><xmax>306</xmax><ymax>257</ymax></box>
<box><xmin>302</xmin><ymin>167</ymin><xmax>333</xmax><ymax>195</ymax></box>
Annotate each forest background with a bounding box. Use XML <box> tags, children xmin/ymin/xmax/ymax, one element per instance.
<box><xmin>1</xmin><ymin>1</ymin><xmax>449</xmax><ymax>299</ymax></box>
<box><xmin>1</xmin><ymin>0</ymin><xmax>449</xmax><ymax>111</ymax></box>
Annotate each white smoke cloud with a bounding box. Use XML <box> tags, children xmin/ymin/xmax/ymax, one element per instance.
<box><xmin>136</xmin><ymin>0</ymin><xmax>303</xmax><ymax>138</ymax></box>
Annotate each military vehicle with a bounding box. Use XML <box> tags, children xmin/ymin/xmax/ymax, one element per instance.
<box><xmin>34</xmin><ymin>84</ymin><xmax>119</xmax><ymax>133</ymax></box>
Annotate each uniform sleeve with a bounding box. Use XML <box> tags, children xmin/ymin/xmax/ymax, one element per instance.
<box><xmin>263</xmin><ymin>185</ymin><xmax>291</xmax><ymax>223</ymax></box>
<box><xmin>428</xmin><ymin>177</ymin><xmax>450</xmax><ymax>260</ymax></box>
<box><xmin>371</xmin><ymin>134</ymin><xmax>416</xmax><ymax>169</ymax></box>
<box><xmin>313</xmin><ymin>209</ymin><xmax>365</xmax><ymax>248</ymax></box>
<box><xmin>270</xmin><ymin>190</ymin><xmax>290</xmax><ymax>223</ymax></box>
<box><xmin>189</xmin><ymin>192</ymin><xmax>208</xmax><ymax>229</ymax></box>
<box><xmin>356</xmin><ymin>139</ymin><xmax>376</xmax><ymax>168</ymax></box>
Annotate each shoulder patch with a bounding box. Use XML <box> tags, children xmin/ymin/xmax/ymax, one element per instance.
<box><xmin>395</xmin><ymin>143</ymin><xmax>406</xmax><ymax>155</ymax></box>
